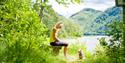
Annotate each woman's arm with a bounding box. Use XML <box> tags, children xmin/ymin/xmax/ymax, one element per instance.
<box><xmin>53</xmin><ymin>28</ymin><xmax>60</xmax><ymax>42</ymax></box>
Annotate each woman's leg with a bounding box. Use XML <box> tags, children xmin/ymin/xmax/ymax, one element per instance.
<box><xmin>64</xmin><ymin>46</ymin><xmax>68</xmax><ymax>57</ymax></box>
<box><xmin>50</xmin><ymin>42</ymin><xmax>68</xmax><ymax>57</ymax></box>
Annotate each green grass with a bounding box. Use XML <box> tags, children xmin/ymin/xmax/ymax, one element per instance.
<box><xmin>50</xmin><ymin>41</ymin><xmax>111</xmax><ymax>63</ymax></box>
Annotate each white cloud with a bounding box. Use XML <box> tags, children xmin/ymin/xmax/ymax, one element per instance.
<box><xmin>49</xmin><ymin>0</ymin><xmax>115</xmax><ymax>17</ymax></box>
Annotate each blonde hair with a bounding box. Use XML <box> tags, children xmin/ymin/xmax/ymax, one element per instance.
<box><xmin>54</xmin><ymin>21</ymin><xmax>63</xmax><ymax>28</ymax></box>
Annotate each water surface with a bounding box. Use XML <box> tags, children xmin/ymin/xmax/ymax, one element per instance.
<box><xmin>61</xmin><ymin>36</ymin><xmax>110</xmax><ymax>52</ymax></box>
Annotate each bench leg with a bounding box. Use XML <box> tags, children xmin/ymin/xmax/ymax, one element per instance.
<box><xmin>52</xmin><ymin>46</ymin><xmax>62</xmax><ymax>55</ymax></box>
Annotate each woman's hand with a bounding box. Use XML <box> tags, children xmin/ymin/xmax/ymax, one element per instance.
<box><xmin>55</xmin><ymin>39</ymin><xmax>60</xmax><ymax>42</ymax></box>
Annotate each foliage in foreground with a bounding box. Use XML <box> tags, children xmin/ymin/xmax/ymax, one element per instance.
<box><xmin>0</xmin><ymin>0</ymin><xmax>44</xmax><ymax>62</ymax></box>
<box><xmin>97</xmin><ymin>21</ymin><xmax>124</xmax><ymax>63</ymax></box>
<box><xmin>83</xmin><ymin>21</ymin><xmax>124</xmax><ymax>63</ymax></box>
<box><xmin>0</xmin><ymin>0</ymin><xmax>82</xmax><ymax>63</ymax></box>
<box><xmin>0</xmin><ymin>0</ymin><xmax>66</xmax><ymax>63</ymax></box>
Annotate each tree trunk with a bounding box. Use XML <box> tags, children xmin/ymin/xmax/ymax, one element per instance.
<box><xmin>123</xmin><ymin>6</ymin><xmax>125</xmax><ymax>61</ymax></box>
<box><xmin>39</xmin><ymin>0</ymin><xmax>48</xmax><ymax>21</ymax></box>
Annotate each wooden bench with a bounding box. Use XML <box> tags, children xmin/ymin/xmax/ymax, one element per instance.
<box><xmin>51</xmin><ymin>46</ymin><xmax>62</xmax><ymax>55</ymax></box>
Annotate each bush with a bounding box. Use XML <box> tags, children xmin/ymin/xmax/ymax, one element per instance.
<box><xmin>0</xmin><ymin>0</ymin><xmax>56</xmax><ymax>63</ymax></box>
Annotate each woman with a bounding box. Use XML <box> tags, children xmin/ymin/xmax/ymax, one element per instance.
<box><xmin>50</xmin><ymin>22</ymin><xmax>68</xmax><ymax>57</ymax></box>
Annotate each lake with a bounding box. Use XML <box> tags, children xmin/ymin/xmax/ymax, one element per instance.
<box><xmin>61</xmin><ymin>36</ymin><xmax>111</xmax><ymax>52</ymax></box>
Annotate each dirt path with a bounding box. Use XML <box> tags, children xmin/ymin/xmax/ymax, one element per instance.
<box><xmin>66</xmin><ymin>55</ymin><xmax>83</xmax><ymax>63</ymax></box>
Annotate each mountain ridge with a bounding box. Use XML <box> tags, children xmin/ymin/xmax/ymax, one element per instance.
<box><xmin>69</xmin><ymin>6</ymin><xmax>122</xmax><ymax>35</ymax></box>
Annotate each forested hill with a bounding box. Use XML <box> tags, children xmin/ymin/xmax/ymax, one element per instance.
<box><xmin>70</xmin><ymin>8</ymin><xmax>102</xmax><ymax>33</ymax></box>
<box><xmin>70</xmin><ymin>6</ymin><xmax>122</xmax><ymax>35</ymax></box>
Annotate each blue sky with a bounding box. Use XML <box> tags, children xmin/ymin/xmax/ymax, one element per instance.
<box><xmin>49</xmin><ymin>0</ymin><xmax>115</xmax><ymax>17</ymax></box>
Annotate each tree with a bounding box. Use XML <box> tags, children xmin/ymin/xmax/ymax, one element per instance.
<box><xmin>33</xmin><ymin>0</ymin><xmax>80</xmax><ymax>20</ymax></box>
<box><xmin>0</xmin><ymin>0</ymin><xmax>49</xmax><ymax>62</ymax></box>
<box><xmin>99</xmin><ymin>21</ymin><xmax>124</xmax><ymax>63</ymax></box>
